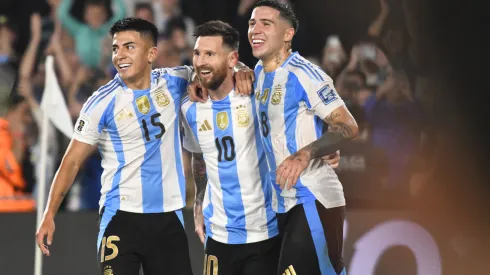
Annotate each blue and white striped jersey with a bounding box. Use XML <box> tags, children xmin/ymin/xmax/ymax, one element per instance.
<box><xmin>181</xmin><ymin>92</ymin><xmax>278</xmax><ymax>244</ymax></box>
<box><xmin>73</xmin><ymin>66</ymin><xmax>192</xmax><ymax>213</ymax></box>
<box><xmin>254</xmin><ymin>52</ymin><xmax>346</xmax><ymax>213</ymax></box>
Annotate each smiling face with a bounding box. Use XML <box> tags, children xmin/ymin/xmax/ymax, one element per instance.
<box><xmin>248</xmin><ymin>6</ymin><xmax>294</xmax><ymax>62</ymax></box>
<box><xmin>111</xmin><ymin>31</ymin><xmax>156</xmax><ymax>83</ymax></box>
<box><xmin>192</xmin><ymin>36</ymin><xmax>235</xmax><ymax>90</ymax></box>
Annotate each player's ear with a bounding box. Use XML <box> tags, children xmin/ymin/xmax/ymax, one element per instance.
<box><xmin>147</xmin><ymin>46</ymin><xmax>158</xmax><ymax>64</ymax></box>
<box><xmin>284</xmin><ymin>27</ymin><xmax>295</xmax><ymax>44</ymax></box>
<box><xmin>228</xmin><ymin>50</ymin><xmax>238</xmax><ymax>69</ymax></box>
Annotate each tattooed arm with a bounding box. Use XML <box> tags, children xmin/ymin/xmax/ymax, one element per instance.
<box><xmin>192</xmin><ymin>152</ymin><xmax>208</xmax><ymax>244</ymax></box>
<box><xmin>276</xmin><ymin>105</ymin><xmax>358</xmax><ymax>189</ymax></box>
<box><xmin>302</xmin><ymin>106</ymin><xmax>358</xmax><ymax>159</ymax></box>
<box><xmin>192</xmin><ymin>152</ymin><xmax>208</xmax><ymax>208</ymax></box>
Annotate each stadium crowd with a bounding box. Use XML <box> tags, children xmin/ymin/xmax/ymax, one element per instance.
<box><xmin>0</xmin><ymin>0</ymin><xmax>434</xmax><ymax>212</ymax></box>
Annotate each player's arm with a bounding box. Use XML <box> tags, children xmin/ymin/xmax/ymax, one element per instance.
<box><xmin>276</xmin><ymin>75</ymin><xmax>358</xmax><ymax>189</ymax></box>
<box><xmin>57</xmin><ymin>0</ymin><xmax>84</xmax><ymax>35</ymax></box>
<box><xmin>192</xmin><ymin>152</ymin><xmax>208</xmax><ymax>209</ymax></box>
<box><xmin>302</xmin><ymin>106</ymin><xmax>358</xmax><ymax>159</ymax></box>
<box><xmin>191</xmin><ymin>152</ymin><xmax>207</xmax><ymax>244</ymax></box>
<box><xmin>36</xmin><ymin>139</ymin><xmax>96</xmax><ymax>256</ymax></box>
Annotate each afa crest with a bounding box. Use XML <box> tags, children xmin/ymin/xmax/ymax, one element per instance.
<box><xmin>271</xmin><ymin>84</ymin><xmax>282</xmax><ymax>105</ymax></box>
<box><xmin>216</xmin><ymin>112</ymin><xmax>229</xmax><ymax>130</ymax></box>
<box><xmin>235</xmin><ymin>105</ymin><xmax>250</xmax><ymax>127</ymax></box>
<box><xmin>136</xmin><ymin>95</ymin><xmax>151</xmax><ymax>114</ymax></box>
<box><xmin>155</xmin><ymin>88</ymin><xmax>170</xmax><ymax>107</ymax></box>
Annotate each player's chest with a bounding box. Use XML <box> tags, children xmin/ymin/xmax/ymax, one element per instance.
<box><xmin>108</xmin><ymin>86</ymin><xmax>178</xmax><ymax>142</ymax></box>
<box><xmin>254</xmin><ymin>79</ymin><xmax>299</xmax><ymax>121</ymax></box>
<box><xmin>194</xmin><ymin>100</ymin><xmax>255</xmax><ymax>153</ymax></box>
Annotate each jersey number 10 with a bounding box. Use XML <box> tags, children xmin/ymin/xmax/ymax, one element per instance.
<box><xmin>215</xmin><ymin>136</ymin><xmax>236</xmax><ymax>162</ymax></box>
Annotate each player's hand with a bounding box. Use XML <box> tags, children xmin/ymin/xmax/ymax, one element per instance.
<box><xmin>322</xmin><ymin>150</ymin><xmax>340</xmax><ymax>169</ymax></box>
<box><xmin>276</xmin><ymin>151</ymin><xmax>310</xmax><ymax>190</ymax></box>
<box><xmin>234</xmin><ymin>68</ymin><xmax>255</xmax><ymax>96</ymax></box>
<box><xmin>36</xmin><ymin>216</ymin><xmax>55</xmax><ymax>256</ymax></box>
<box><xmin>194</xmin><ymin>204</ymin><xmax>205</xmax><ymax>244</ymax></box>
<box><xmin>187</xmin><ymin>81</ymin><xmax>208</xmax><ymax>103</ymax></box>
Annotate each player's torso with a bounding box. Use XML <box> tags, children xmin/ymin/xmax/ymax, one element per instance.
<box><xmin>186</xmin><ymin>93</ymin><xmax>277</xmax><ymax>244</ymax></box>
<box><xmin>254</xmin><ymin>60</ymin><xmax>344</xmax><ymax>212</ymax></box>
<box><xmin>98</xmin><ymin>75</ymin><xmax>185</xmax><ymax>213</ymax></box>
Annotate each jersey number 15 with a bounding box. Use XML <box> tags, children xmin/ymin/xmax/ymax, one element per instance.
<box><xmin>142</xmin><ymin>113</ymin><xmax>166</xmax><ymax>141</ymax></box>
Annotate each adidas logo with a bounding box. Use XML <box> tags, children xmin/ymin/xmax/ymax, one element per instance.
<box><xmin>282</xmin><ymin>265</ymin><xmax>297</xmax><ymax>275</ymax></box>
<box><xmin>199</xmin><ymin>120</ymin><xmax>212</xmax><ymax>132</ymax></box>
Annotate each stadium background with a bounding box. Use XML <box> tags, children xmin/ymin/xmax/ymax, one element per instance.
<box><xmin>1</xmin><ymin>0</ymin><xmax>488</xmax><ymax>274</ymax></box>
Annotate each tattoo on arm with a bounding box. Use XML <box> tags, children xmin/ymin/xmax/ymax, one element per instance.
<box><xmin>60</xmin><ymin>191</ymin><xmax>66</xmax><ymax>198</ymax></box>
<box><xmin>302</xmin><ymin>110</ymin><xmax>358</xmax><ymax>160</ymax></box>
<box><xmin>192</xmin><ymin>153</ymin><xmax>207</xmax><ymax>206</ymax></box>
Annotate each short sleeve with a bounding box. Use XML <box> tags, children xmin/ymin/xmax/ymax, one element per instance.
<box><xmin>181</xmin><ymin>113</ymin><xmax>201</xmax><ymax>153</ymax></box>
<box><xmin>303</xmin><ymin>77</ymin><xmax>345</xmax><ymax>119</ymax></box>
<box><xmin>73</xmin><ymin>97</ymin><xmax>108</xmax><ymax>146</ymax></box>
<box><xmin>154</xmin><ymin>66</ymin><xmax>194</xmax><ymax>82</ymax></box>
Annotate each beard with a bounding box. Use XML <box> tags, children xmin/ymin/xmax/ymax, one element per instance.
<box><xmin>197</xmin><ymin>64</ymin><xmax>228</xmax><ymax>91</ymax></box>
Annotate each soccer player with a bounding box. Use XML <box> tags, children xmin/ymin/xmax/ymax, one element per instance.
<box><xmin>181</xmin><ymin>20</ymin><xmax>280</xmax><ymax>275</ymax></box>
<box><xmin>248</xmin><ymin>1</ymin><xmax>359</xmax><ymax>274</ymax></box>
<box><xmin>35</xmin><ymin>18</ymin><xmax>253</xmax><ymax>275</ymax></box>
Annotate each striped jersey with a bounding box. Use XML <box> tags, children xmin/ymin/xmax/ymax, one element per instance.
<box><xmin>254</xmin><ymin>52</ymin><xmax>346</xmax><ymax>213</ymax></box>
<box><xmin>73</xmin><ymin>66</ymin><xmax>192</xmax><ymax>213</ymax></box>
<box><xmin>181</xmin><ymin>91</ymin><xmax>278</xmax><ymax>244</ymax></box>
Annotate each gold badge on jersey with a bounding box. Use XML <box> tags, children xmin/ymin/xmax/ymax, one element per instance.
<box><xmin>216</xmin><ymin>111</ymin><xmax>229</xmax><ymax>131</ymax></box>
<box><xmin>136</xmin><ymin>95</ymin><xmax>151</xmax><ymax>114</ymax></box>
<box><xmin>236</xmin><ymin>104</ymin><xmax>250</xmax><ymax>127</ymax></box>
<box><xmin>103</xmin><ymin>266</ymin><xmax>114</xmax><ymax>275</ymax></box>
<box><xmin>260</xmin><ymin>88</ymin><xmax>270</xmax><ymax>105</ymax></box>
<box><xmin>155</xmin><ymin>88</ymin><xmax>170</xmax><ymax>107</ymax></box>
<box><xmin>271</xmin><ymin>84</ymin><xmax>282</xmax><ymax>105</ymax></box>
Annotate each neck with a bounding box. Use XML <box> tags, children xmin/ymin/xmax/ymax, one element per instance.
<box><xmin>208</xmin><ymin>74</ymin><xmax>235</xmax><ymax>101</ymax></box>
<box><xmin>262</xmin><ymin>48</ymin><xmax>291</xmax><ymax>72</ymax></box>
<box><xmin>125</xmin><ymin>68</ymin><xmax>152</xmax><ymax>90</ymax></box>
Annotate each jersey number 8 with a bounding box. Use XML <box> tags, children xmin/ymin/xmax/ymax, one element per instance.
<box><xmin>215</xmin><ymin>136</ymin><xmax>236</xmax><ymax>162</ymax></box>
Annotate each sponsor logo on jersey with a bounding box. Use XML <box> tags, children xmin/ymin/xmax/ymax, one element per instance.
<box><xmin>115</xmin><ymin>108</ymin><xmax>134</xmax><ymax>121</ymax></box>
<box><xmin>136</xmin><ymin>95</ymin><xmax>151</xmax><ymax>114</ymax></box>
<box><xmin>216</xmin><ymin>112</ymin><xmax>229</xmax><ymax>130</ymax></box>
<box><xmin>199</xmin><ymin>120</ymin><xmax>213</xmax><ymax>132</ymax></box>
<box><xmin>235</xmin><ymin>105</ymin><xmax>250</xmax><ymax>127</ymax></box>
<box><xmin>317</xmin><ymin>85</ymin><xmax>338</xmax><ymax>105</ymax></box>
<box><xmin>281</xmin><ymin>265</ymin><xmax>297</xmax><ymax>275</ymax></box>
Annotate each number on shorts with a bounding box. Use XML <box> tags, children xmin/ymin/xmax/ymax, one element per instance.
<box><xmin>203</xmin><ymin>254</ymin><xmax>218</xmax><ymax>275</ymax></box>
<box><xmin>100</xmin><ymin>236</ymin><xmax>120</xmax><ymax>263</ymax></box>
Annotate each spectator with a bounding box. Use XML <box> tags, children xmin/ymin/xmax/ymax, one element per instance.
<box><xmin>0</xmin><ymin>15</ymin><xmax>17</xmax><ymax>118</ymax></box>
<box><xmin>0</xmin><ymin>93</ymin><xmax>35</xmax><ymax>212</ymax></box>
<box><xmin>152</xmin><ymin>0</ymin><xmax>195</xmax><ymax>45</ymax></box>
<box><xmin>57</xmin><ymin>0</ymin><xmax>126</xmax><ymax>69</ymax></box>
<box><xmin>155</xmin><ymin>36</ymin><xmax>182</xmax><ymax>68</ymax></box>
<box><xmin>134</xmin><ymin>2</ymin><xmax>155</xmax><ymax>24</ymax></box>
<box><xmin>321</xmin><ymin>35</ymin><xmax>347</xmax><ymax>79</ymax></box>
<box><xmin>363</xmin><ymin>69</ymin><xmax>425</xmax><ymax>197</ymax></box>
<box><xmin>161</xmin><ymin>17</ymin><xmax>192</xmax><ymax>65</ymax></box>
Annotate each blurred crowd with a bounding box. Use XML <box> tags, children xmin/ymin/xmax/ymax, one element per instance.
<box><xmin>0</xmin><ymin>0</ymin><xmax>435</xmax><ymax>212</ymax></box>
